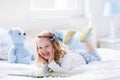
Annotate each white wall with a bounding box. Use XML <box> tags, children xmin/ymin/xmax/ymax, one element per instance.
<box><xmin>0</xmin><ymin>0</ymin><xmax>87</xmax><ymax>37</ymax></box>
<box><xmin>0</xmin><ymin>0</ymin><xmax>120</xmax><ymax>39</ymax></box>
<box><xmin>90</xmin><ymin>0</ymin><xmax>120</xmax><ymax>39</ymax></box>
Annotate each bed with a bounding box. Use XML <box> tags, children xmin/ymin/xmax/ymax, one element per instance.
<box><xmin>1</xmin><ymin>29</ymin><xmax>120</xmax><ymax>80</ymax></box>
<box><xmin>0</xmin><ymin>48</ymin><xmax>120</xmax><ymax>80</ymax></box>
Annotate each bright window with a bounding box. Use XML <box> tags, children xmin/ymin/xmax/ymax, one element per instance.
<box><xmin>30</xmin><ymin>0</ymin><xmax>84</xmax><ymax>17</ymax></box>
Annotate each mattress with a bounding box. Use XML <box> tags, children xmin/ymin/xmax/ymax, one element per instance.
<box><xmin>0</xmin><ymin>48</ymin><xmax>120</xmax><ymax>80</ymax></box>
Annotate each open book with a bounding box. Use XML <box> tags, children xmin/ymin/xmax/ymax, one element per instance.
<box><xmin>8</xmin><ymin>69</ymin><xmax>70</xmax><ymax>78</ymax></box>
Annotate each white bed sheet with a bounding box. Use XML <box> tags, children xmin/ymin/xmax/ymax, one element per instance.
<box><xmin>0</xmin><ymin>48</ymin><xmax>120</xmax><ymax>80</ymax></box>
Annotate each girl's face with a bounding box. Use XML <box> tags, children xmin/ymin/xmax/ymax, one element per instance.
<box><xmin>37</xmin><ymin>37</ymin><xmax>54</xmax><ymax>60</ymax></box>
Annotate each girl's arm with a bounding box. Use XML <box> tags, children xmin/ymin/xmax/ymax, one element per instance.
<box><xmin>48</xmin><ymin>53</ymin><xmax>72</xmax><ymax>73</ymax></box>
<box><xmin>37</xmin><ymin>54</ymin><xmax>49</xmax><ymax>72</ymax></box>
<box><xmin>39</xmin><ymin>63</ymin><xmax>49</xmax><ymax>73</ymax></box>
<box><xmin>36</xmin><ymin>62</ymin><xmax>48</xmax><ymax>75</ymax></box>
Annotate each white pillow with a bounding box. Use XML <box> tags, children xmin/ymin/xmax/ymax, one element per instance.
<box><xmin>0</xmin><ymin>28</ymin><xmax>11</xmax><ymax>60</ymax></box>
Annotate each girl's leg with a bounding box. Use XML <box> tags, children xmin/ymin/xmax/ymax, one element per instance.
<box><xmin>84</xmin><ymin>40</ymin><xmax>95</xmax><ymax>52</ymax></box>
<box><xmin>79</xmin><ymin>27</ymin><xmax>101</xmax><ymax>64</ymax></box>
<box><xmin>80</xmin><ymin>50</ymin><xmax>101</xmax><ymax>64</ymax></box>
<box><xmin>80</xmin><ymin>39</ymin><xmax>101</xmax><ymax>64</ymax></box>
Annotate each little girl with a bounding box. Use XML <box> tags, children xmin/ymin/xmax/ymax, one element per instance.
<box><xmin>35</xmin><ymin>30</ymin><xmax>101</xmax><ymax>73</ymax></box>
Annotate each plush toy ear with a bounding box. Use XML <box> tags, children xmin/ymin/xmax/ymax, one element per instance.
<box><xmin>63</xmin><ymin>29</ymin><xmax>76</xmax><ymax>44</ymax></box>
<box><xmin>80</xmin><ymin>26</ymin><xmax>92</xmax><ymax>42</ymax></box>
<box><xmin>8</xmin><ymin>29</ymin><xmax>13</xmax><ymax>35</ymax></box>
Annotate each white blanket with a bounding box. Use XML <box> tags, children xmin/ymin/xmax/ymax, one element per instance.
<box><xmin>0</xmin><ymin>48</ymin><xmax>120</xmax><ymax>80</ymax></box>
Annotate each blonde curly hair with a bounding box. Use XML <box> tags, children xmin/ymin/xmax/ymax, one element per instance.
<box><xmin>35</xmin><ymin>30</ymin><xmax>66</xmax><ymax>67</ymax></box>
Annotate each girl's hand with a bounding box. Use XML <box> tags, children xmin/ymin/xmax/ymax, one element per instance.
<box><xmin>48</xmin><ymin>49</ymin><xmax>55</xmax><ymax>63</ymax></box>
<box><xmin>38</xmin><ymin>53</ymin><xmax>48</xmax><ymax>64</ymax></box>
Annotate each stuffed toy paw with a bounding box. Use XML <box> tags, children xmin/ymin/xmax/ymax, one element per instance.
<box><xmin>63</xmin><ymin>29</ymin><xmax>76</xmax><ymax>45</ymax></box>
<box><xmin>8</xmin><ymin>27</ymin><xmax>35</xmax><ymax>64</ymax></box>
<box><xmin>80</xmin><ymin>26</ymin><xmax>92</xmax><ymax>42</ymax></box>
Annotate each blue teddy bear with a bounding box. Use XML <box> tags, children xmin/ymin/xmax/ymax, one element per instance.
<box><xmin>8</xmin><ymin>28</ymin><xmax>35</xmax><ymax>64</ymax></box>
